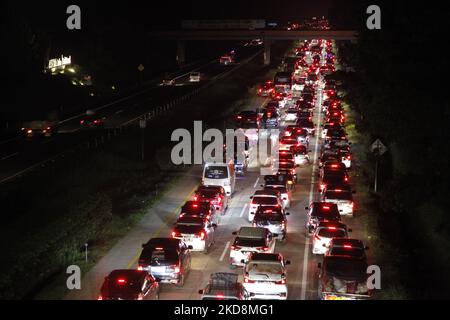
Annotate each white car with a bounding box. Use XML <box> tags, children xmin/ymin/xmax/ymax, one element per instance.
<box><xmin>172</xmin><ymin>216</ymin><xmax>216</xmax><ymax>253</ymax></box>
<box><xmin>202</xmin><ymin>163</ymin><xmax>235</xmax><ymax>197</ymax></box>
<box><xmin>322</xmin><ymin>186</ymin><xmax>355</xmax><ymax>216</ymax></box>
<box><xmin>248</xmin><ymin>190</ymin><xmax>283</xmax><ymax>222</ymax></box>
<box><xmin>189</xmin><ymin>72</ymin><xmax>200</xmax><ymax>82</ymax></box>
<box><xmin>243</xmin><ymin>253</ymin><xmax>290</xmax><ymax>300</ymax></box>
<box><xmin>264</xmin><ymin>185</ymin><xmax>291</xmax><ymax>209</ymax></box>
<box><xmin>229</xmin><ymin>227</ymin><xmax>276</xmax><ymax>267</ymax></box>
<box><xmin>284</xmin><ymin>109</ymin><xmax>299</xmax><ymax>122</ymax></box>
<box><xmin>312</xmin><ymin>222</ymin><xmax>350</xmax><ymax>255</ymax></box>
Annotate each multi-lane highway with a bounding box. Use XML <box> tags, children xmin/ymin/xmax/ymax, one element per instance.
<box><xmin>65</xmin><ymin>40</ymin><xmax>372</xmax><ymax>300</ymax></box>
<box><xmin>0</xmin><ymin>45</ymin><xmax>261</xmax><ymax>184</ymax></box>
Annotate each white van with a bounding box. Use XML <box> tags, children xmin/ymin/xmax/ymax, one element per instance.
<box><xmin>202</xmin><ymin>162</ymin><xmax>235</xmax><ymax>197</ymax></box>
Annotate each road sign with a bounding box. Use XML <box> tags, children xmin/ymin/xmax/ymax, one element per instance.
<box><xmin>371</xmin><ymin>139</ymin><xmax>387</xmax><ymax>155</ymax></box>
<box><xmin>138</xmin><ymin>64</ymin><xmax>145</xmax><ymax>72</ymax></box>
<box><xmin>370</xmin><ymin>139</ymin><xmax>387</xmax><ymax>193</ymax></box>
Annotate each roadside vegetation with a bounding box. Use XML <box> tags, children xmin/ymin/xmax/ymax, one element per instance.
<box><xmin>330</xmin><ymin>0</ymin><xmax>450</xmax><ymax>298</ymax></box>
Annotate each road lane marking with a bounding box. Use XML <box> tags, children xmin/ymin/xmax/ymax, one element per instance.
<box><xmin>300</xmin><ymin>86</ymin><xmax>323</xmax><ymax>300</ymax></box>
<box><xmin>126</xmin><ymin>184</ymin><xmax>198</xmax><ymax>269</ymax></box>
<box><xmin>253</xmin><ymin>176</ymin><xmax>260</xmax><ymax>188</ymax></box>
<box><xmin>239</xmin><ymin>203</ymin><xmax>248</xmax><ymax>218</ymax></box>
<box><xmin>1</xmin><ymin>152</ymin><xmax>19</xmax><ymax>161</ymax></box>
<box><xmin>219</xmin><ymin>241</ymin><xmax>231</xmax><ymax>262</ymax></box>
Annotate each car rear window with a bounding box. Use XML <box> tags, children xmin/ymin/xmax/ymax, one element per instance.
<box><xmin>198</xmin><ymin>191</ymin><xmax>217</xmax><ymax>199</ymax></box>
<box><xmin>325</xmin><ymin>191</ymin><xmax>352</xmax><ymax>201</ymax></box>
<box><xmin>317</xmin><ymin>229</ymin><xmax>347</xmax><ymax>238</ymax></box>
<box><xmin>254</xmin><ymin>212</ymin><xmax>283</xmax><ymax>222</ymax></box>
<box><xmin>175</xmin><ymin>224</ymin><xmax>204</xmax><ymax>235</ymax></box>
<box><xmin>252</xmin><ymin>197</ymin><xmax>278</xmax><ymax>205</ymax></box>
<box><xmin>329</xmin><ymin>247</ymin><xmax>365</xmax><ymax>259</ymax></box>
<box><xmin>234</xmin><ymin>237</ymin><xmax>266</xmax><ymax>247</ymax></box>
<box><xmin>205</xmin><ymin>166</ymin><xmax>228</xmax><ymax>179</ymax></box>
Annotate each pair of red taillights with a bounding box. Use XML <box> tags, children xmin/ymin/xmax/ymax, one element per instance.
<box><xmin>172</xmin><ymin>231</ymin><xmax>205</xmax><ymax>240</ymax></box>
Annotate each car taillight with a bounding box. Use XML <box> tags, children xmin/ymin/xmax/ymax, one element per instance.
<box><xmin>320</xmin><ymin>184</ymin><xmax>326</xmax><ymax>190</ymax></box>
<box><xmin>217</xmin><ymin>196</ymin><xmax>222</xmax><ymax>204</ymax></box>
<box><xmin>199</xmin><ymin>231</ymin><xmax>206</xmax><ymax>240</ymax></box>
<box><xmin>172</xmin><ymin>231</ymin><xmax>180</xmax><ymax>238</ymax></box>
<box><xmin>137</xmin><ymin>266</ymin><xmax>143</xmax><ymax>271</ymax></box>
<box><xmin>314</xmin><ymin>235</ymin><xmax>321</xmax><ymax>241</ymax></box>
<box><xmin>193</xmin><ymin>196</ymin><xmax>198</xmax><ymax>201</ymax></box>
<box><xmin>97</xmin><ymin>295</ymin><xmax>103</xmax><ymax>300</ymax></box>
<box><xmin>258</xmin><ymin>246</ymin><xmax>269</xmax><ymax>251</ymax></box>
<box><xmin>350</xmin><ymin>202</ymin><xmax>354</xmax><ymax>209</ymax></box>
<box><xmin>347</xmin><ymin>155</ymin><xmax>352</xmax><ymax>160</ymax></box>
<box><xmin>80</xmin><ymin>120</ymin><xmax>84</xmax><ymax>124</ymax></box>
<box><xmin>244</xmin><ymin>278</ymin><xmax>255</xmax><ymax>283</ymax></box>
<box><xmin>173</xmin><ymin>265</ymin><xmax>181</xmax><ymax>273</ymax></box>
<box><xmin>275</xmin><ymin>278</ymin><xmax>286</xmax><ymax>285</ymax></box>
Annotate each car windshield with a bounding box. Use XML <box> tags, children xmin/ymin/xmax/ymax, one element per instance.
<box><xmin>246</xmin><ymin>262</ymin><xmax>283</xmax><ymax>275</ymax></box>
<box><xmin>205</xmin><ymin>166</ymin><xmax>228</xmax><ymax>179</ymax></box>
<box><xmin>234</xmin><ymin>237</ymin><xmax>266</xmax><ymax>247</ymax></box>
<box><xmin>317</xmin><ymin>228</ymin><xmax>347</xmax><ymax>238</ymax></box>
<box><xmin>252</xmin><ymin>197</ymin><xmax>278</xmax><ymax>205</ymax></box>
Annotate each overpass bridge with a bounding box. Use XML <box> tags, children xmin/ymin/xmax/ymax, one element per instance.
<box><xmin>148</xmin><ymin>30</ymin><xmax>358</xmax><ymax>65</ymax></box>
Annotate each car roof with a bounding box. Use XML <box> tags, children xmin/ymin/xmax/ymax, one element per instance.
<box><xmin>249</xmin><ymin>252</ymin><xmax>282</xmax><ymax>262</ymax></box>
<box><xmin>237</xmin><ymin>227</ymin><xmax>268</xmax><ymax>238</ymax></box>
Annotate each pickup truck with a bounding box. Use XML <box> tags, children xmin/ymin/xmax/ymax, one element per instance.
<box><xmin>317</xmin><ymin>255</ymin><xmax>371</xmax><ymax>300</ymax></box>
<box><xmin>198</xmin><ymin>272</ymin><xmax>248</xmax><ymax>300</ymax></box>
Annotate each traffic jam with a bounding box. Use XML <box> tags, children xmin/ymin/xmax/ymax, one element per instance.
<box><xmin>97</xmin><ymin>39</ymin><xmax>374</xmax><ymax>301</ymax></box>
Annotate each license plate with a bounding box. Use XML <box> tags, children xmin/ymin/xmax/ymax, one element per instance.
<box><xmin>325</xmin><ymin>295</ymin><xmax>347</xmax><ymax>300</ymax></box>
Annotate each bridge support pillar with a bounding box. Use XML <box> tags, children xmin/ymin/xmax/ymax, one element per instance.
<box><xmin>176</xmin><ymin>40</ymin><xmax>186</xmax><ymax>65</ymax></box>
<box><xmin>264</xmin><ymin>39</ymin><xmax>272</xmax><ymax>66</ymax></box>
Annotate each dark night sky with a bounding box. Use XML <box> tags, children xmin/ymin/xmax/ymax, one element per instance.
<box><xmin>14</xmin><ymin>0</ymin><xmax>333</xmax><ymax>32</ymax></box>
